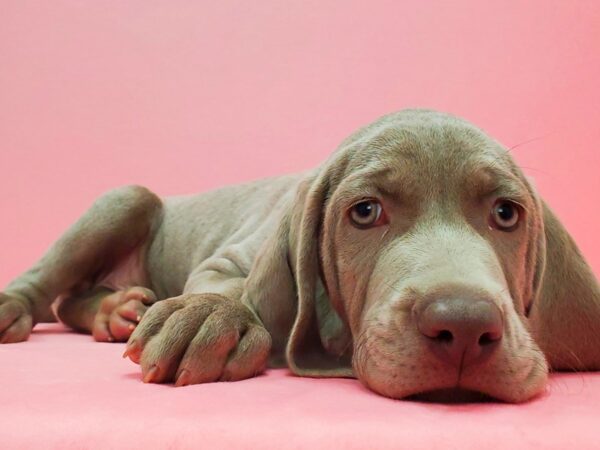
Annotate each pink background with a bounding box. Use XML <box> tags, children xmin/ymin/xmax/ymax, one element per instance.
<box><xmin>1</xmin><ymin>0</ymin><xmax>599</xmax><ymax>287</ymax></box>
<box><xmin>2</xmin><ymin>2</ymin><xmax>600</xmax><ymax>449</ymax></box>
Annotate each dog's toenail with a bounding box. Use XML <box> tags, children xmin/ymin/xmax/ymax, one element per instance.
<box><xmin>175</xmin><ymin>369</ymin><xmax>191</xmax><ymax>387</ymax></box>
<box><xmin>143</xmin><ymin>365</ymin><xmax>159</xmax><ymax>383</ymax></box>
<box><xmin>123</xmin><ymin>341</ymin><xmax>140</xmax><ymax>360</ymax></box>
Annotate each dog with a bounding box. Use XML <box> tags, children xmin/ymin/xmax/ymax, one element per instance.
<box><xmin>1</xmin><ymin>109</ymin><xmax>598</xmax><ymax>402</ymax></box>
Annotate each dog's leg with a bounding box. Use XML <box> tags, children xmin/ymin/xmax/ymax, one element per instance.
<box><xmin>56</xmin><ymin>286</ymin><xmax>157</xmax><ymax>342</ymax></box>
<box><xmin>0</xmin><ymin>185</ymin><xmax>163</xmax><ymax>343</ymax></box>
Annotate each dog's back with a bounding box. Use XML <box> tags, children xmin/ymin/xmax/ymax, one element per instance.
<box><xmin>143</xmin><ymin>173</ymin><xmax>305</xmax><ymax>299</ymax></box>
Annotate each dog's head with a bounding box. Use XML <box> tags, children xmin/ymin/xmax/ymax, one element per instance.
<box><xmin>247</xmin><ymin>109</ymin><xmax>600</xmax><ymax>402</ymax></box>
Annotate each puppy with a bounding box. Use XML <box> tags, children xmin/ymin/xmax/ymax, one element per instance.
<box><xmin>1</xmin><ymin>109</ymin><xmax>598</xmax><ymax>402</ymax></box>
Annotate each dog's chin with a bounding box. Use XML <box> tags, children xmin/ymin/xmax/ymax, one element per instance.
<box><xmin>358</xmin><ymin>364</ymin><xmax>549</xmax><ymax>404</ymax></box>
<box><xmin>407</xmin><ymin>388</ymin><xmax>495</xmax><ymax>404</ymax></box>
<box><xmin>362</xmin><ymin>377</ymin><xmax>503</xmax><ymax>403</ymax></box>
<box><xmin>366</xmin><ymin>381</ymin><xmax>539</xmax><ymax>404</ymax></box>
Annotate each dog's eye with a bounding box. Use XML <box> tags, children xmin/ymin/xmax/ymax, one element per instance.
<box><xmin>490</xmin><ymin>200</ymin><xmax>520</xmax><ymax>231</ymax></box>
<box><xmin>349</xmin><ymin>200</ymin><xmax>385</xmax><ymax>228</ymax></box>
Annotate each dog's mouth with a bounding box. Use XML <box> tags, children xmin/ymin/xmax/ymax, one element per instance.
<box><xmin>406</xmin><ymin>387</ymin><xmax>496</xmax><ymax>404</ymax></box>
<box><xmin>354</xmin><ymin>312</ymin><xmax>550</xmax><ymax>403</ymax></box>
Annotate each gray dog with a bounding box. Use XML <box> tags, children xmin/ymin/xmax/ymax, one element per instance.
<box><xmin>2</xmin><ymin>110</ymin><xmax>599</xmax><ymax>402</ymax></box>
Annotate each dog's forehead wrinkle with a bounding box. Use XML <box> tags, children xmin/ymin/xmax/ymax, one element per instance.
<box><xmin>337</xmin><ymin>141</ymin><xmax>513</xmax><ymax>208</ymax></box>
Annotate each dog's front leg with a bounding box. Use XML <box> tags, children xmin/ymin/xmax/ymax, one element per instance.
<box><xmin>123</xmin><ymin>268</ymin><xmax>272</xmax><ymax>386</ymax></box>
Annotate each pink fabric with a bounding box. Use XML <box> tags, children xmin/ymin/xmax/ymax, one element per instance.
<box><xmin>0</xmin><ymin>323</ymin><xmax>599</xmax><ymax>449</ymax></box>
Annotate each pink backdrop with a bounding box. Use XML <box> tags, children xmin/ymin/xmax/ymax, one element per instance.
<box><xmin>1</xmin><ymin>1</ymin><xmax>599</xmax><ymax>287</ymax></box>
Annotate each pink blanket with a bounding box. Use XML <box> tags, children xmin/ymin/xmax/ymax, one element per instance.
<box><xmin>1</xmin><ymin>323</ymin><xmax>598</xmax><ymax>449</ymax></box>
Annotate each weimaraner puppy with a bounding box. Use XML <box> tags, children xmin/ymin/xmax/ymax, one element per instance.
<box><xmin>1</xmin><ymin>109</ymin><xmax>599</xmax><ymax>402</ymax></box>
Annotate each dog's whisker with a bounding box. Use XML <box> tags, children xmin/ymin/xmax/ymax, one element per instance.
<box><xmin>507</xmin><ymin>133</ymin><xmax>552</xmax><ymax>153</ymax></box>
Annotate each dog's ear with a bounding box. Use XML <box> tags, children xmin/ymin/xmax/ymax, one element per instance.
<box><xmin>285</xmin><ymin>166</ymin><xmax>354</xmax><ymax>378</ymax></box>
<box><xmin>244</xmin><ymin>164</ymin><xmax>353</xmax><ymax>377</ymax></box>
<box><xmin>527</xmin><ymin>199</ymin><xmax>600</xmax><ymax>370</ymax></box>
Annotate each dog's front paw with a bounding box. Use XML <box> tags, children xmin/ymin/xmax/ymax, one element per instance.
<box><xmin>0</xmin><ymin>293</ymin><xmax>33</xmax><ymax>343</ymax></box>
<box><xmin>123</xmin><ymin>293</ymin><xmax>271</xmax><ymax>386</ymax></box>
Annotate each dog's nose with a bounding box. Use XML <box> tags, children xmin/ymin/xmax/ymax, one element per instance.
<box><xmin>416</xmin><ymin>298</ymin><xmax>503</xmax><ymax>368</ymax></box>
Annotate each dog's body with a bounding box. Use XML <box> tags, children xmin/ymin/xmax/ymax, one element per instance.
<box><xmin>94</xmin><ymin>173</ymin><xmax>307</xmax><ymax>363</ymax></box>
<box><xmin>1</xmin><ymin>110</ymin><xmax>599</xmax><ymax>402</ymax></box>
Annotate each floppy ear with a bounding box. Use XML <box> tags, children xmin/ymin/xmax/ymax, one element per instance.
<box><xmin>528</xmin><ymin>201</ymin><xmax>600</xmax><ymax>370</ymax></box>
<box><xmin>243</xmin><ymin>168</ymin><xmax>353</xmax><ymax>377</ymax></box>
<box><xmin>285</xmin><ymin>167</ymin><xmax>353</xmax><ymax>377</ymax></box>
